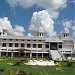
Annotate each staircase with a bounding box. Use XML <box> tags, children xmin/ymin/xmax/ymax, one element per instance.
<box><xmin>58</xmin><ymin>50</ymin><xmax>66</xmax><ymax>60</ymax></box>
<box><xmin>50</xmin><ymin>50</ymin><xmax>62</xmax><ymax>61</ymax></box>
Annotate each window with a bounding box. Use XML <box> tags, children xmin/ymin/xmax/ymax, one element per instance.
<box><xmin>3</xmin><ymin>39</ymin><xmax>6</xmax><ymax>40</ymax></box>
<box><xmin>9</xmin><ymin>39</ymin><xmax>12</xmax><ymax>40</ymax></box>
<box><xmin>15</xmin><ymin>43</ymin><xmax>19</xmax><ymax>47</ymax></box>
<box><xmin>64</xmin><ymin>34</ymin><xmax>65</xmax><ymax>37</ymax></box>
<box><xmin>9</xmin><ymin>43</ymin><xmax>13</xmax><ymax>47</ymax></box>
<box><xmin>59</xmin><ymin>45</ymin><xmax>62</xmax><ymax>48</ymax></box>
<box><xmin>33</xmin><ymin>44</ymin><xmax>36</xmax><ymax>48</ymax></box>
<box><xmin>27</xmin><ymin>44</ymin><xmax>31</xmax><ymax>48</ymax></box>
<box><xmin>59</xmin><ymin>42</ymin><xmax>62</xmax><ymax>48</ymax></box>
<box><xmin>16</xmin><ymin>39</ymin><xmax>18</xmax><ymax>41</ymax></box>
<box><xmin>27</xmin><ymin>40</ymin><xmax>30</xmax><ymax>41</ymax></box>
<box><xmin>38</xmin><ymin>44</ymin><xmax>42</xmax><ymax>48</ymax></box>
<box><xmin>33</xmin><ymin>40</ymin><xmax>36</xmax><ymax>41</ymax></box>
<box><xmin>2</xmin><ymin>43</ymin><xmax>6</xmax><ymax>47</ymax></box>
<box><xmin>21</xmin><ymin>39</ymin><xmax>24</xmax><ymax>41</ymax></box>
<box><xmin>45</xmin><ymin>43</ymin><xmax>49</xmax><ymax>48</ymax></box>
<box><xmin>59</xmin><ymin>42</ymin><xmax>62</xmax><ymax>44</ymax></box>
<box><xmin>21</xmin><ymin>43</ymin><xmax>25</xmax><ymax>47</ymax></box>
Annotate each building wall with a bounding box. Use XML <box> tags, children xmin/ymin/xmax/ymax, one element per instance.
<box><xmin>61</xmin><ymin>40</ymin><xmax>74</xmax><ymax>55</ymax></box>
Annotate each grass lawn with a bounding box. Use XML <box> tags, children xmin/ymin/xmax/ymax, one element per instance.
<box><xmin>0</xmin><ymin>58</ymin><xmax>75</xmax><ymax>75</ymax></box>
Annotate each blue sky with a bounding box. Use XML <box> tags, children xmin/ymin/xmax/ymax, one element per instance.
<box><xmin>0</xmin><ymin>0</ymin><xmax>75</xmax><ymax>38</ymax></box>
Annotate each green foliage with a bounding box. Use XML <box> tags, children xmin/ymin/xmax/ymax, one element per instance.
<box><xmin>55</xmin><ymin>62</ymin><xmax>63</xmax><ymax>71</ymax></box>
<box><xmin>8</xmin><ymin>68</ymin><xmax>13</xmax><ymax>75</ymax></box>
<box><xmin>0</xmin><ymin>67</ymin><xmax>5</xmax><ymax>72</ymax></box>
<box><xmin>66</xmin><ymin>61</ymin><xmax>73</xmax><ymax>67</ymax></box>
<box><xmin>14</xmin><ymin>61</ymin><xmax>21</xmax><ymax>66</ymax></box>
<box><xmin>16</xmin><ymin>69</ymin><xmax>27</xmax><ymax>75</ymax></box>
<box><xmin>0</xmin><ymin>59</ymin><xmax>75</xmax><ymax>75</ymax></box>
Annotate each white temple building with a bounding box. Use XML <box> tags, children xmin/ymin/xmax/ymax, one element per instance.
<box><xmin>0</xmin><ymin>18</ymin><xmax>75</xmax><ymax>60</ymax></box>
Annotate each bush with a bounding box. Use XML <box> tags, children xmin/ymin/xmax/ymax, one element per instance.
<box><xmin>0</xmin><ymin>67</ymin><xmax>5</xmax><ymax>72</ymax></box>
<box><xmin>16</xmin><ymin>69</ymin><xmax>27</xmax><ymax>75</ymax></box>
<box><xmin>66</xmin><ymin>62</ymin><xmax>73</xmax><ymax>67</ymax></box>
<box><xmin>14</xmin><ymin>61</ymin><xmax>21</xmax><ymax>66</ymax></box>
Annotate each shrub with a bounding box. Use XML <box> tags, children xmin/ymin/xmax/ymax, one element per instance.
<box><xmin>0</xmin><ymin>67</ymin><xmax>5</xmax><ymax>72</ymax></box>
<box><xmin>8</xmin><ymin>68</ymin><xmax>13</xmax><ymax>75</ymax></box>
<box><xmin>13</xmin><ymin>61</ymin><xmax>21</xmax><ymax>66</ymax></box>
<box><xmin>16</xmin><ymin>69</ymin><xmax>27</xmax><ymax>75</ymax></box>
<box><xmin>66</xmin><ymin>62</ymin><xmax>73</xmax><ymax>67</ymax></box>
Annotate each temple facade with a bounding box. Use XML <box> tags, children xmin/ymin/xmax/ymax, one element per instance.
<box><xmin>0</xmin><ymin>18</ymin><xmax>75</xmax><ymax>60</ymax></box>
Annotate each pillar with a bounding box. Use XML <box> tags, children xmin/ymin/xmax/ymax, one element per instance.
<box><xmin>24</xmin><ymin>52</ymin><xmax>26</xmax><ymax>57</ymax></box>
<box><xmin>0</xmin><ymin>51</ymin><xmax>1</xmax><ymax>57</ymax></box>
<box><xmin>42</xmin><ymin>53</ymin><xmax>43</xmax><ymax>58</ymax></box>
<box><xmin>11</xmin><ymin>51</ymin><xmax>13</xmax><ymax>57</ymax></box>
<box><xmin>6</xmin><ymin>52</ymin><xmax>8</xmax><ymax>57</ymax></box>
<box><xmin>30</xmin><ymin>52</ymin><xmax>32</xmax><ymax>58</ymax></box>
<box><xmin>36</xmin><ymin>53</ymin><xmax>38</xmax><ymax>58</ymax></box>
<box><xmin>19</xmin><ymin>50</ymin><xmax>20</xmax><ymax>57</ymax></box>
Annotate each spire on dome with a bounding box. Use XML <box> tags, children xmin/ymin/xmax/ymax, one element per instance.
<box><xmin>62</xmin><ymin>24</ymin><xmax>70</xmax><ymax>38</ymax></box>
<box><xmin>63</xmin><ymin>24</ymin><xmax>69</xmax><ymax>34</ymax></box>
<box><xmin>38</xmin><ymin>23</ymin><xmax>44</xmax><ymax>37</ymax></box>
<box><xmin>38</xmin><ymin>25</ymin><xmax>44</xmax><ymax>33</ymax></box>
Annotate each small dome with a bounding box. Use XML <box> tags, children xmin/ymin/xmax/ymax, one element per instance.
<box><xmin>0</xmin><ymin>26</ymin><xmax>3</xmax><ymax>32</ymax></box>
<box><xmin>63</xmin><ymin>27</ymin><xmax>69</xmax><ymax>34</ymax></box>
<box><xmin>38</xmin><ymin>26</ymin><xmax>44</xmax><ymax>33</ymax></box>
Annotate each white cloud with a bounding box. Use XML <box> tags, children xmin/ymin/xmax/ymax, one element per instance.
<box><xmin>29</xmin><ymin>10</ymin><xmax>56</xmax><ymax>37</ymax></box>
<box><xmin>47</xmin><ymin>9</ymin><xmax>59</xmax><ymax>19</ymax></box>
<box><xmin>6</xmin><ymin>0</ymin><xmax>67</xmax><ymax>10</ymax></box>
<box><xmin>62</xmin><ymin>20</ymin><xmax>73</xmax><ymax>28</ymax></box>
<box><xmin>0</xmin><ymin>17</ymin><xmax>25</xmax><ymax>36</ymax></box>
<box><xmin>72</xmin><ymin>26</ymin><xmax>75</xmax><ymax>37</ymax></box>
<box><xmin>68</xmin><ymin>0</ymin><xmax>75</xmax><ymax>4</ymax></box>
<box><xmin>6</xmin><ymin>0</ymin><xmax>68</xmax><ymax>37</ymax></box>
<box><xmin>14</xmin><ymin>25</ymin><xmax>25</xmax><ymax>33</ymax></box>
<box><xmin>6</xmin><ymin>0</ymin><xmax>67</xmax><ymax>19</ymax></box>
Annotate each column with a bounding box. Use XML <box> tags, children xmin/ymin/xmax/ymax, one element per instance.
<box><xmin>0</xmin><ymin>51</ymin><xmax>1</xmax><ymax>57</ymax></box>
<box><xmin>36</xmin><ymin>53</ymin><xmax>38</xmax><ymax>58</ymax></box>
<box><xmin>11</xmin><ymin>51</ymin><xmax>13</xmax><ymax>57</ymax></box>
<box><xmin>0</xmin><ymin>44</ymin><xmax>1</xmax><ymax>57</ymax></box>
<box><xmin>6</xmin><ymin>52</ymin><xmax>8</xmax><ymax>57</ymax></box>
<box><xmin>42</xmin><ymin>53</ymin><xmax>43</xmax><ymax>58</ymax></box>
<box><xmin>57</xmin><ymin>42</ymin><xmax>58</xmax><ymax>50</ymax></box>
<box><xmin>49</xmin><ymin>42</ymin><xmax>51</xmax><ymax>58</ymax></box>
<box><xmin>19</xmin><ymin>50</ymin><xmax>20</xmax><ymax>57</ymax></box>
<box><xmin>6</xmin><ymin>43</ymin><xmax>8</xmax><ymax>57</ymax></box>
<box><xmin>30</xmin><ymin>51</ymin><xmax>32</xmax><ymax>58</ymax></box>
<box><xmin>24</xmin><ymin>51</ymin><xmax>26</xmax><ymax>57</ymax></box>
